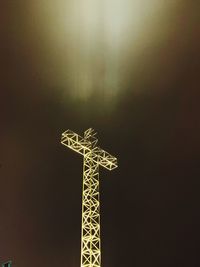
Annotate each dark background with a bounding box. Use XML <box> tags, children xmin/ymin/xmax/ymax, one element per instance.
<box><xmin>1</xmin><ymin>1</ymin><xmax>200</xmax><ymax>267</ymax></box>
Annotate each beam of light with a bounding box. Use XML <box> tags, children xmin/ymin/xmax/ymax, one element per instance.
<box><xmin>30</xmin><ymin>0</ymin><xmax>179</xmax><ymax>104</ymax></box>
<box><xmin>66</xmin><ymin>0</ymin><xmax>134</xmax><ymax>101</ymax></box>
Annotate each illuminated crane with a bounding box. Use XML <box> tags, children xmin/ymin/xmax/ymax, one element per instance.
<box><xmin>61</xmin><ymin>128</ymin><xmax>118</xmax><ymax>267</ymax></box>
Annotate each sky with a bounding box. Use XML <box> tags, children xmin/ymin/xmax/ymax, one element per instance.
<box><xmin>1</xmin><ymin>1</ymin><xmax>200</xmax><ymax>266</ymax></box>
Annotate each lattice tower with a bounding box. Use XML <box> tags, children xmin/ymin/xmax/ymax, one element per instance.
<box><xmin>61</xmin><ymin>128</ymin><xmax>118</xmax><ymax>267</ymax></box>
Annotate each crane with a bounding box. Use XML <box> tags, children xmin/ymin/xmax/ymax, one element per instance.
<box><xmin>61</xmin><ymin>128</ymin><xmax>118</xmax><ymax>267</ymax></box>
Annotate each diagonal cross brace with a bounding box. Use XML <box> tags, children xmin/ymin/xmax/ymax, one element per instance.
<box><xmin>61</xmin><ymin>129</ymin><xmax>118</xmax><ymax>170</ymax></box>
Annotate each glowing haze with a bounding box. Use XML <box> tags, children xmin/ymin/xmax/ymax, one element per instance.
<box><xmin>29</xmin><ymin>0</ymin><xmax>178</xmax><ymax>101</ymax></box>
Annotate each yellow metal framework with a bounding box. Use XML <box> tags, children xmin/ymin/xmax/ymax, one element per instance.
<box><xmin>61</xmin><ymin>128</ymin><xmax>118</xmax><ymax>267</ymax></box>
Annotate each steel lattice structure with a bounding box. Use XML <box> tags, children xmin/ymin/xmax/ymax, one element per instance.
<box><xmin>61</xmin><ymin>128</ymin><xmax>118</xmax><ymax>267</ymax></box>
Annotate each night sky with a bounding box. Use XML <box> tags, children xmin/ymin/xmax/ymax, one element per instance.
<box><xmin>1</xmin><ymin>1</ymin><xmax>200</xmax><ymax>267</ymax></box>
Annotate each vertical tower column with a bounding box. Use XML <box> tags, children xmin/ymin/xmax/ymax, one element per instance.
<box><xmin>61</xmin><ymin>128</ymin><xmax>117</xmax><ymax>267</ymax></box>
<box><xmin>81</xmin><ymin>150</ymin><xmax>101</xmax><ymax>267</ymax></box>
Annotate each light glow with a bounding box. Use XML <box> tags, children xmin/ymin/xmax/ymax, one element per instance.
<box><xmin>31</xmin><ymin>0</ymin><xmax>178</xmax><ymax>102</ymax></box>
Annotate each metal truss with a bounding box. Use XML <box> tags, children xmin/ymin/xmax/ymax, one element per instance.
<box><xmin>61</xmin><ymin>128</ymin><xmax>118</xmax><ymax>267</ymax></box>
<box><xmin>61</xmin><ymin>129</ymin><xmax>117</xmax><ymax>171</ymax></box>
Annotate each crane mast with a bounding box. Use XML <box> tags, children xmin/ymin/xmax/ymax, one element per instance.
<box><xmin>61</xmin><ymin>128</ymin><xmax>118</xmax><ymax>267</ymax></box>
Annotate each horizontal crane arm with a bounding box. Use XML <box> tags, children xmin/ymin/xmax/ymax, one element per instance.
<box><xmin>61</xmin><ymin>130</ymin><xmax>118</xmax><ymax>171</ymax></box>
